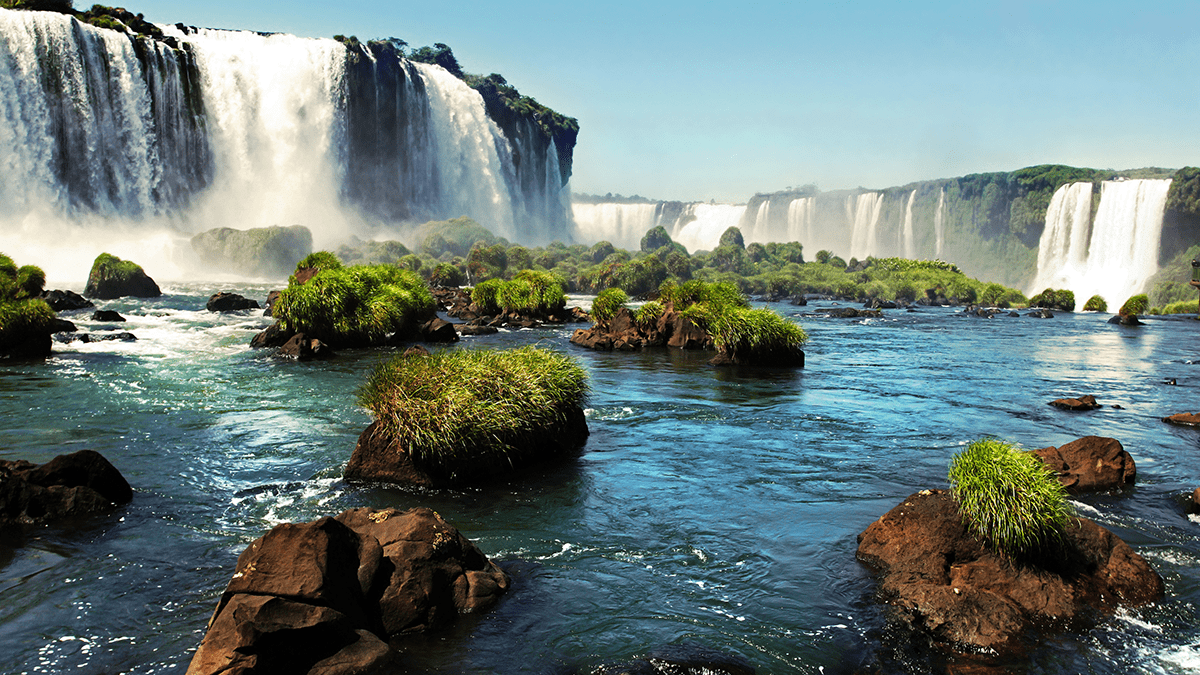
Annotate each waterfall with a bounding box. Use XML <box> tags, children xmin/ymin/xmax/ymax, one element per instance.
<box><xmin>846</xmin><ymin>192</ymin><xmax>883</xmax><ymax>260</ymax></box>
<box><xmin>671</xmin><ymin>204</ymin><xmax>748</xmax><ymax>253</ymax></box>
<box><xmin>902</xmin><ymin>190</ymin><xmax>916</xmax><ymax>259</ymax></box>
<box><xmin>744</xmin><ymin>201</ymin><xmax>771</xmax><ymax>243</ymax></box>
<box><xmin>0</xmin><ymin>9</ymin><xmax>574</xmax><ymax>280</ymax></box>
<box><xmin>1030</xmin><ymin>179</ymin><xmax>1171</xmax><ymax>305</ymax></box>
<box><xmin>787</xmin><ymin>197</ymin><xmax>814</xmax><ymax>244</ymax></box>
<box><xmin>934</xmin><ymin>188</ymin><xmax>945</xmax><ymax>258</ymax></box>
<box><xmin>571</xmin><ymin>203</ymin><xmax>660</xmax><ymax>250</ymax></box>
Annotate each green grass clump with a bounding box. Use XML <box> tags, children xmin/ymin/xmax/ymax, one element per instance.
<box><xmin>274</xmin><ymin>264</ymin><xmax>435</xmax><ymax>346</ymax></box>
<box><xmin>470</xmin><ymin>270</ymin><xmax>566</xmax><ymax>315</ymax></box>
<box><xmin>634</xmin><ymin>300</ymin><xmax>663</xmax><ymax>328</ymax></box>
<box><xmin>1029</xmin><ymin>288</ymin><xmax>1076</xmax><ymax>312</ymax></box>
<box><xmin>948</xmin><ymin>438</ymin><xmax>1074</xmax><ymax>560</ymax></box>
<box><xmin>590</xmin><ymin>288</ymin><xmax>627</xmax><ymax>322</ymax></box>
<box><xmin>358</xmin><ymin>346</ymin><xmax>588</xmax><ymax>472</ymax></box>
<box><xmin>0</xmin><ymin>253</ymin><xmax>54</xmax><ymax>353</ymax></box>
<box><xmin>1149</xmin><ymin>299</ymin><xmax>1198</xmax><ymax>315</ymax></box>
<box><xmin>1119</xmin><ymin>294</ymin><xmax>1149</xmax><ymax>317</ymax></box>
<box><xmin>295</xmin><ymin>251</ymin><xmax>343</xmax><ymax>274</ymax></box>
<box><xmin>663</xmin><ymin>279</ymin><xmax>807</xmax><ymax>360</ymax></box>
<box><xmin>1082</xmin><ymin>295</ymin><xmax>1107</xmax><ymax>312</ymax></box>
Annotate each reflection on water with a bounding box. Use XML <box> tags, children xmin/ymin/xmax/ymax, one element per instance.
<box><xmin>0</xmin><ymin>287</ymin><xmax>1198</xmax><ymax>673</ymax></box>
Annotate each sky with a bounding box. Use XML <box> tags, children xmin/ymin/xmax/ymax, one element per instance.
<box><xmin>128</xmin><ymin>0</ymin><xmax>1200</xmax><ymax>204</ymax></box>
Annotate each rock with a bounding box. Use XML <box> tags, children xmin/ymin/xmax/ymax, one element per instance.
<box><xmin>190</xmin><ymin>225</ymin><xmax>313</xmax><ymax>278</ymax></box>
<box><xmin>415</xmin><ymin>317</ymin><xmax>458</xmax><ymax>343</ymax></box>
<box><xmin>84</xmin><ymin>253</ymin><xmax>161</xmax><ymax>299</ymax></box>
<box><xmin>250</xmin><ymin>322</ymin><xmax>294</xmax><ymax>349</ymax></box>
<box><xmin>592</xmin><ymin>643</ymin><xmax>755</xmax><ymax>675</ymax></box>
<box><xmin>54</xmin><ymin>332</ymin><xmax>137</xmax><ymax>344</ymax></box>
<box><xmin>823</xmin><ymin>307</ymin><xmax>882</xmax><ymax>319</ymax></box>
<box><xmin>1108</xmin><ymin>314</ymin><xmax>1143</xmax><ymax>326</ymax></box>
<box><xmin>92</xmin><ymin>310</ymin><xmax>125</xmax><ymax>322</ymax></box>
<box><xmin>279</xmin><ymin>333</ymin><xmax>335</xmax><ymax>361</ymax></box>
<box><xmin>39</xmin><ymin>289</ymin><xmax>94</xmax><ymax>311</ymax></box>
<box><xmin>0</xmin><ymin>450</ymin><xmax>132</xmax><ymax>529</ymax></box>
<box><xmin>856</xmin><ymin>490</ymin><xmax>1163</xmax><ymax>657</ymax></box>
<box><xmin>1191</xmin><ymin>488</ymin><xmax>1200</xmax><ymax>514</ymax></box>
<box><xmin>866</xmin><ymin>299</ymin><xmax>900</xmax><ymax>309</ymax></box>
<box><xmin>48</xmin><ymin>318</ymin><xmax>76</xmax><ymax>333</ymax></box>
<box><xmin>790</xmin><ymin>295</ymin><xmax>808</xmax><ymax>306</ymax></box>
<box><xmin>186</xmin><ymin>507</ymin><xmax>508</xmax><ymax>675</ymax></box>
<box><xmin>1048</xmin><ymin>394</ymin><xmax>1101</xmax><ymax>411</ymax></box>
<box><xmin>1033</xmin><ymin>436</ymin><xmax>1136</xmax><ymax>493</ymax></box>
<box><xmin>1163</xmin><ymin>412</ymin><xmax>1200</xmax><ymax>428</ymax></box>
<box><xmin>456</xmin><ymin>323</ymin><xmax>499</xmax><ymax>336</ymax></box>
<box><xmin>263</xmin><ymin>290</ymin><xmax>281</xmax><ymax>317</ymax></box>
<box><xmin>1025</xmin><ymin>309</ymin><xmax>1054</xmax><ymax>319</ymax></box>
<box><xmin>206</xmin><ymin>292</ymin><xmax>260</xmax><ymax>312</ymax></box>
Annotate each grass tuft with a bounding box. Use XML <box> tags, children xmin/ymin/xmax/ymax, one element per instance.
<box><xmin>470</xmin><ymin>270</ymin><xmax>566</xmax><ymax>315</ymax></box>
<box><xmin>665</xmin><ymin>279</ymin><xmax>807</xmax><ymax>359</ymax></box>
<box><xmin>1119</xmin><ymin>294</ymin><xmax>1149</xmax><ymax>317</ymax></box>
<box><xmin>948</xmin><ymin>438</ymin><xmax>1074</xmax><ymax>560</ymax></box>
<box><xmin>590</xmin><ymin>288</ymin><xmax>627</xmax><ymax>322</ymax></box>
<box><xmin>0</xmin><ymin>252</ymin><xmax>55</xmax><ymax>352</ymax></box>
<box><xmin>358</xmin><ymin>346</ymin><xmax>588</xmax><ymax>472</ymax></box>
<box><xmin>274</xmin><ymin>264</ymin><xmax>434</xmax><ymax>346</ymax></box>
<box><xmin>1081</xmin><ymin>294</ymin><xmax>1107</xmax><ymax>312</ymax></box>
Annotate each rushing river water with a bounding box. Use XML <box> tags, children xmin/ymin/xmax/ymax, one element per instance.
<box><xmin>1</xmin><ymin>284</ymin><xmax>1198</xmax><ymax>674</ymax></box>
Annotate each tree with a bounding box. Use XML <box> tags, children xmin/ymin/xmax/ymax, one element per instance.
<box><xmin>640</xmin><ymin>225</ymin><xmax>673</xmax><ymax>253</ymax></box>
<box><xmin>718</xmin><ymin>226</ymin><xmax>745</xmax><ymax>250</ymax></box>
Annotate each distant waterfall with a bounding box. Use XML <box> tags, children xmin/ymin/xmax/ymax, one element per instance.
<box><xmin>787</xmin><ymin>197</ymin><xmax>814</xmax><ymax>244</ymax></box>
<box><xmin>846</xmin><ymin>192</ymin><xmax>883</xmax><ymax>260</ymax></box>
<box><xmin>1030</xmin><ymin>179</ymin><xmax>1171</xmax><ymax>305</ymax></box>
<box><xmin>902</xmin><ymin>190</ymin><xmax>916</xmax><ymax>259</ymax></box>
<box><xmin>571</xmin><ymin>203</ymin><xmax>660</xmax><ymax>250</ymax></box>
<box><xmin>671</xmin><ymin>204</ymin><xmax>748</xmax><ymax>253</ymax></box>
<box><xmin>0</xmin><ymin>9</ymin><xmax>573</xmax><ymax>280</ymax></box>
<box><xmin>744</xmin><ymin>201</ymin><xmax>771</xmax><ymax>243</ymax></box>
<box><xmin>934</xmin><ymin>189</ymin><xmax>945</xmax><ymax>258</ymax></box>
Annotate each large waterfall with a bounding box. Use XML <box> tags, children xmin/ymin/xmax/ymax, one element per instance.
<box><xmin>0</xmin><ymin>9</ymin><xmax>573</xmax><ymax>280</ymax></box>
<box><xmin>571</xmin><ymin>203</ymin><xmax>661</xmax><ymax>250</ymax></box>
<box><xmin>671</xmin><ymin>204</ymin><xmax>748</xmax><ymax>253</ymax></box>
<box><xmin>1030</xmin><ymin>179</ymin><xmax>1171</xmax><ymax>305</ymax></box>
<box><xmin>846</xmin><ymin>192</ymin><xmax>884</xmax><ymax>260</ymax></box>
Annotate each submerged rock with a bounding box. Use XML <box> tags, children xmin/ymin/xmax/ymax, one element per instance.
<box><xmin>1163</xmin><ymin>412</ymin><xmax>1200</xmax><ymax>428</ymax></box>
<box><xmin>1033</xmin><ymin>435</ymin><xmax>1136</xmax><ymax>493</ymax></box>
<box><xmin>0</xmin><ymin>450</ymin><xmax>132</xmax><ymax>530</ymax></box>
<box><xmin>206</xmin><ymin>292</ymin><xmax>260</xmax><ymax>312</ymax></box>
<box><xmin>856</xmin><ymin>489</ymin><xmax>1163</xmax><ymax>658</ymax></box>
<box><xmin>39</xmin><ymin>289</ymin><xmax>94</xmax><ymax>311</ymax></box>
<box><xmin>1048</xmin><ymin>394</ymin><xmax>1101</xmax><ymax>411</ymax></box>
<box><xmin>92</xmin><ymin>310</ymin><xmax>125</xmax><ymax>322</ymax></box>
<box><xmin>278</xmin><ymin>333</ymin><xmax>335</xmax><ymax>361</ymax></box>
<box><xmin>55</xmin><ymin>332</ymin><xmax>137</xmax><ymax>344</ymax></box>
<box><xmin>591</xmin><ymin>642</ymin><xmax>755</xmax><ymax>675</ymax></box>
<box><xmin>186</xmin><ymin>507</ymin><xmax>509</xmax><ymax>675</ymax></box>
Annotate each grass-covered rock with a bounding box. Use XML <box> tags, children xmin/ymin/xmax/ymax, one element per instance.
<box><xmin>345</xmin><ymin>346</ymin><xmax>589</xmax><ymax>486</ymax></box>
<box><xmin>0</xmin><ymin>253</ymin><xmax>56</xmax><ymax>359</ymax></box>
<box><xmin>272</xmin><ymin>264</ymin><xmax>435</xmax><ymax>348</ymax></box>
<box><xmin>948</xmin><ymin>438</ymin><xmax>1073</xmax><ymax>560</ymax></box>
<box><xmin>191</xmin><ymin>225</ymin><xmax>313</xmax><ymax>278</ymax></box>
<box><xmin>469</xmin><ymin>270</ymin><xmax>566</xmax><ymax>318</ymax></box>
<box><xmin>1082</xmin><ymin>294</ymin><xmax>1107</xmax><ymax>312</ymax></box>
<box><xmin>84</xmin><ymin>253</ymin><xmax>161</xmax><ymax>299</ymax></box>
<box><xmin>1028</xmin><ymin>288</ymin><xmax>1075</xmax><ymax>312</ymax></box>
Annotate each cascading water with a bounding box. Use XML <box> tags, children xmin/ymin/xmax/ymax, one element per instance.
<box><xmin>0</xmin><ymin>9</ymin><xmax>573</xmax><ymax>281</ymax></box>
<box><xmin>671</xmin><ymin>204</ymin><xmax>747</xmax><ymax>253</ymax></box>
<box><xmin>743</xmin><ymin>201</ymin><xmax>771</xmax><ymax>243</ymax></box>
<box><xmin>571</xmin><ymin>203</ymin><xmax>660</xmax><ymax>250</ymax></box>
<box><xmin>902</xmin><ymin>190</ymin><xmax>916</xmax><ymax>259</ymax></box>
<box><xmin>934</xmin><ymin>188</ymin><xmax>945</xmax><ymax>258</ymax></box>
<box><xmin>787</xmin><ymin>197</ymin><xmax>814</xmax><ymax>245</ymax></box>
<box><xmin>846</xmin><ymin>192</ymin><xmax>883</xmax><ymax>260</ymax></box>
<box><xmin>1030</xmin><ymin>179</ymin><xmax>1171</xmax><ymax>306</ymax></box>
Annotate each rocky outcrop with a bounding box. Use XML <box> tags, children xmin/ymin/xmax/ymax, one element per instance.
<box><xmin>856</xmin><ymin>489</ymin><xmax>1163</xmax><ymax>657</ymax></box>
<box><xmin>206</xmin><ymin>292</ymin><xmax>261</xmax><ymax>312</ymax></box>
<box><xmin>39</xmin><ymin>289</ymin><xmax>93</xmax><ymax>311</ymax></box>
<box><xmin>1108</xmin><ymin>314</ymin><xmax>1144</xmax><ymax>326</ymax></box>
<box><xmin>1033</xmin><ymin>436</ymin><xmax>1136</xmax><ymax>493</ymax></box>
<box><xmin>570</xmin><ymin>305</ymin><xmax>713</xmax><ymax>352</ymax></box>
<box><xmin>1048</xmin><ymin>394</ymin><xmax>1101</xmax><ymax>411</ymax></box>
<box><xmin>434</xmin><ymin>287</ymin><xmax>588</xmax><ymax>329</ymax></box>
<box><xmin>345</xmin><ymin>405</ymin><xmax>588</xmax><ymax>488</ymax></box>
<box><xmin>1163</xmin><ymin>412</ymin><xmax>1200</xmax><ymax>428</ymax></box>
<box><xmin>415</xmin><ymin>317</ymin><xmax>458</xmax><ymax>343</ymax></box>
<box><xmin>0</xmin><ymin>450</ymin><xmax>132</xmax><ymax>529</ymax></box>
<box><xmin>84</xmin><ymin>253</ymin><xmax>161</xmax><ymax>299</ymax></box>
<box><xmin>190</xmin><ymin>225</ymin><xmax>313</xmax><ymax>278</ymax></box>
<box><xmin>278</xmin><ymin>333</ymin><xmax>335</xmax><ymax>361</ymax></box>
<box><xmin>186</xmin><ymin>507</ymin><xmax>508</xmax><ymax>675</ymax></box>
<box><xmin>821</xmin><ymin>307</ymin><xmax>882</xmax><ymax>319</ymax></box>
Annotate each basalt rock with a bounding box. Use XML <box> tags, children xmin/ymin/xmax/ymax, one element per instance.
<box><xmin>54</xmin><ymin>332</ymin><xmax>137</xmax><ymax>344</ymax></box>
<box><xmin>279</xmin><ymin>333</ymin><xmax>335</xmax><ymax>361</ymax></box>
<box><xmin>39</xmin><ymin>289</ymin><xmax>94</xmax><ymax>311</ymax></box>
<box><xmin>92</xmin><ymin>310</ymin><xmax>126</xmax><ymax>322</ymax></box>
<box><xmin>186</xmin><ymin>507</ymin><xmax>509</xmax><ymax>675</ymax></box>
<box><xmin>456</xmin><ymin>323</ymin><xmax>499</xmax><ymax>336</ymax></box>
<box><xmin>1163</xmin><ymin>412</ymin><xmax>1200</xmax><ymax>428</ymax></box>
<box><xmin>206</xmin><ymin>292</ymin><xmax>260</xmax><ymax>312</ymax></box>
<box><xmin>250</xmin><ymin>321</ymin><xmax>294</xmax><ymax>349</ymax></box>
<box><xmin>263</xmin><ymin>290</ymin><xmax>281</xmax><ymax>317</ymax></box>
<box><xmin>1033</xmin><ymin>436</ymin><xmax>1136</xmax><ymax>493</ymax></box>
<box><xmin>856</xmin><ymin>490</ymin><xmax>1163</xmax><ymax>658</ymax></box>
<box><xmin>822</xmin><ymin>307</ymin><xmax>882</xmax><ymax>319</ymax></box>
<box><xmin>1025</xmin><ymin>309</ymin><xmax>1055</xmax><ymax>319</ymax></box>
<box><xmin>0</xmin><ymin>450</ymin><xmax>132</xmax><ymax>529</ymax></box>
<box><xmin>84</xmin><ymin>253</ymin><xmax>161</xmax><ymax>299</ymax></box>
<box><xmin>570</xmin><ymin>305</ymin><xmax>713</xmax><ymax>353</ymax></box>
<box><xmin>415</xmin><ymin>317</ymin><xmax>458</xmax><ymax>343</ymax></box>
<box><xmin>1108</xmin><ymin>314</ymin><xmax>1143</xmax><ymax>326</ymax></box>
<box><xmin>1191</xmin><ymin>488</ymin><xmax>1200</xmax><ymax>514</ymax></box>
<box><xmin>591</xmin><ymin>643</ymin><xmax>755</xmax><ymax>675</ymax></box>
<box><xmin>1048</xmin><ymin>394</ymin><xmax>1101</xmax><ymax>411</ymax></box>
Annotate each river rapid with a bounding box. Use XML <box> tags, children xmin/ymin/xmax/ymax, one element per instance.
<box><xmin>1</xmin><ymin>284</ymin><xmax>1198</xmax><ymax>674</ymax></box>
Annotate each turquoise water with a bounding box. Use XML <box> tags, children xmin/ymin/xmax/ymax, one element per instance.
<box><xmin>1</xmin><ymin>284</ymin><xmax>1198</xmax><ymax>674</ymax></box>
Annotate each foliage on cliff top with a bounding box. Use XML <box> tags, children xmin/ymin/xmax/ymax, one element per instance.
<box><xmin>464</xmin><ymin>72</ymin><xmax>580</xmax><ymax>140</ymax></box>
<box><xmin>1166</xmin><ymin>167</ymin><xmax>1200</xmax><ymax>216</ymax></box>
<box><xmin>274</xmin><ymin>264</ymin><xmax>435</xmax><ymax>347</ymax></box>
<box><xmin>0</xmin><ymin>253</ymin><xmax>55</xmax><ymax>351</ymax></box>
<box><xmin>358</xmin><ymin>345</ymin><xmax>588</xmax><ymax>471</ymax></box>
<box><xmin>949</xmin><ymin>438</ymin><xmax>1074</xmax><ymax>560</ymax></box>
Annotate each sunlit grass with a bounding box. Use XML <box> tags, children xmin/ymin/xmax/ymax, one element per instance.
<box><xmin>274</xmin><ymin>264</ymin><xmax>434</xmax><ymax>346</ymax></box>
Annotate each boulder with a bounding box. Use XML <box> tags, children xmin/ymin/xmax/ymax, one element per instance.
<box><xmin>279</xmin><ymin>333</ymin><xmax>335</xmax><ymax>361</ymax></box>
<box><xmin>92</xmin><ymin>310</ymin><xmax>125</xmax><ymax>322</ymax></box>
<box><xmin>186</xmin><ymin>507</ymin><xmax>508</xmax><ymax>675</ymax></box>
<box><xmin>1108</xmin><ymin>315</ymin><xmax>1143</xmax><ymax>326</ymax></box>
<box><xmin>592</xmin><ymin>643</ymin><xmax>755</xmax><ymax>675</ymax></box>
<box><xmin>1191</xmin><ymin>488</ymin><xmax>1200</xmax><ymax>514</ymax></box>
<box><xmin>55</xmin><ymin>332</ymin><xmax>137</xmax><ymax>344</ymax></box>
<box><xmin>1033</xmin><ymin>436</ymin><xmax>1136</xmax><ymax>493</ymax></box>
<box><xmin>456</xmin><ymin>323</ymin><xmax>498</xmax><ymax>336</ymax></box>
<box><xmin>39</xmin><ymin>289</ymin><xmax>93</xmax><ymax>311</ymax></box>
<box><xmin>1048</xmin><ymin>394</ymin><xmax>1101</xmax><ymax>411</ymax></box>
<box><xmin>1163</xmin><ymin>412</ymin><xmax>1200</xmax><ymax>428</ymax></box>
<box><xmin>263</xmin><ymin>290</ymin><xmax>281</xmax><ymax>317</ymax></box>
<box><xmin>822</xmin><ymin>307</ymin><xmax>882</xmax><ymax>319</ymax></box>
<box><xmin>0</xmin><ymin>450</ymin><xmax>132</xmax><ymax>529</ymax></box>
<box><xmin>206</xmin><ymin>292</ymin><xmax>260</xmax><ymax>312</ymax></box>
<box><xmin>415</xmin><ymin>317</ymin><xmax>458</xmax><ymax>343</ymax></box>
<box><xmin>1025</xmin><ymin>309</ymin><xmax>1054</xmax><ymax>319</ymax></box>
<box><xmin>190</xmin><ymin>225</ymin><xmax>313</xmax><ymax>278</ymax></box>
<box><xmin>250</xmin><ymin>322</ymin><xmax>294</xmax><ymax>349</ymax></box>
<box><xmin>84</xmin><ymin>253</ymin><xmax>161</xmax><ymax>299</ymax></box>
<box><xmin>856</xmin><ymin>490</ymin><xmax>1163</xmax><ymax>657</ymax></box>
<box><xmin>48</xmin><ymin>318</ymin><xmax>76</xmax><ymax>333</ymax></box>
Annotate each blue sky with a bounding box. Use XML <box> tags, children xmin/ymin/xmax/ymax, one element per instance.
<box><xmin>130</xmin><ymin>0</ymin><xmax>1199</xmax><ymax>203</ymax></box>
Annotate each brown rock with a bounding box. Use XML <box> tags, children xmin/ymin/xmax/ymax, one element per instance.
<box><xmin>250</xmin><ymin>321</ymin><xmax>294</xmax><ymax>349</ymax></box>
<box><xmin>0</xmin><ymin>450</ymin><xmax>132</xmax><ymax>529</ymax></box>
<box><xmin>1163</xmin><ymin>412</ymin><xmax>1200</xmax><ymax>428</ymax></box>
<box><xmin>856</xmin><ymin>490</ymin><xmax>1163</xmax><ymax>657</ymax></box>
<box><xmin>263</xmin><ymin>290</ymin><xmax>281</xmax><ymax>317</ymax></box>
<box><xmin>1191</xmin><ymin>488</ymin><xmax>1200</xmax><ymax>514</ymax></box>
<box><xmin>279</xmin><ymin>333</ymin><xmax>335</xmax><ymax>361</ymax></box>
<box><xmin>1033</xmin><ymin>436</ymin><xmax>1136</xmax><ymax>493</ymax></box>
<box><xmin>416</xmin><ymin>318</ymin><xmax>459</xmax><ymax>343</ymax></box>
<box><xmin>206</xmin><ymin>292</ymin><xmax>260</xmax><ymax>312</ymax></box>
<box><xmin>1048</xmin><ymin>395</ymin><xmax>1101</xmax><ymax>411</ymax></box>
<box><xmin>402</xmin><ymin>345</ymin><xmax>429</xmax><ymax>358</ymax></box>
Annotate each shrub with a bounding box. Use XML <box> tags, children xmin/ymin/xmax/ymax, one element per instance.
<box><xmin>634</xmin><ymin>300</ymin><xmax>663</xmax><ymax>328</ymax></box>
<box><xmin>470</xmin><ymin>270</ymin><xmax>565</xmax><ymax>315</ymax></box>
<box><xmin>471</xmin><ymin>278</ymin><xmax>505</xmax><ymax>314</ymax></box>
<box><xmin>1082</xmin><ymin>295</ymin><xmax>1107</xmax><ymax>312</ymax></box>
<box><xmin>0</xmin><ymin>253</ymin><xmax>56</xmax><ymax>354</ymax></box>
<box><xmin>590</xmin><ymin>288</ymin><xmax>627</xmax><ymax>323</ymax></box>
<box><xmin>1029</xmin><ymin>288</ymin><xmax>1076</xmax><ymax>312</ymax></box>
<box><xmin>295</xmin><ymin>251</ymin><xmax>342</xmax><ymax>274</ymax></box>
<box><xmin>1119</xmin><ymin>294</ymin><xmax>1149</xmax><ymax>317</ymax></box>
<box><xmin>274</xmin><ymin>265</ymin><xmax>435</xmax><ymax>347</ymax></box>
<box><xmin>948</xmin><ymin>438</ymin><xmax>1074</xmax><ymax>560</ymax></box>
<box><xmin>1150</xmin><ymin>300</ymin><xmax>1197</xmax><ymax>315</ymax></box>
<box><xmin>640</xmin><ymin>226</ymin><xmax>673</xmax><ymax>253</ymax></box>
<box><xmin>718</xmin><ymin>226</ymin><xmax>745</xmax><ymax>249</ymax></box>
<box><xmin>359</xmin><ymin>346</ymin><xmax>587</xmax><ymax>473</ymax></box>
<box><xmin>429</xmin><ymin>262</ymin><xmax>465</xmax><ymax>287</ymax></box>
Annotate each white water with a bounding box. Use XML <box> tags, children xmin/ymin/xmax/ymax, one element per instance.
<box><xmin>671</xmin><ymin>204</ymin><xmax>748</xmax><ymax>253</ymax></box>
<box><xmin>0</xmin><ymin>9</ymin><xmax>571</xmax><ymax>283</ymax></box>
<box><xmin>571</xmin><ymin>203</ymin><xmax>660</xmax><ymax>250</ymax></box>
<box><xmin>846</xmin><ymin>192</ymin><xmax>883</xmax><ymax>260</ymax></box>
<box><xmin>934</xmin><ymin>188</ymin><xmax>945</xmax><ymax>258</ymax></box>
<box><xmin>744</xmin><ymin>201</ymin><xmax>772</xmax><ymax>244</ymax></box>
<box><xmin>1030</xmin><ymin>179</ymin><xmax>1171</xmax><ymax>306</ymax></box>
<box><xmin>902</xmin><ymin>190</ymin><xmax>916</xmax><ymax>259</ymax></box>
<box><xmin>787</xmin><ymin>197</ymin><xmax>815</xmax><ymax>246</ymax></box>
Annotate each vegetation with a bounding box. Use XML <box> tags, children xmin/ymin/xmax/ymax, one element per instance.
<box><xmin>273</xmin><ymin>264</ymin><xmax>435</xmax><ymax>347</ymax></box>
<box><xmin>357</xmin><ymin>346</ymin><xmax>588</xmax><ymax>473</ymax></box>
<box><xmin>1028</xmin><ymin>288</ymin><xmax>1076</xmax><ymax>312</ymax></box>
<box><xmin>295</xmin><ymin>251</ymin><xmax>343</xmax><ymax>273</ymax></box>
<box><xmin>1081</xmin><ymin>295</ymin><xmax>1107</xmax><ymax>312</ymax></box>
<box><xmin>1146</xmin><ymin>245</ymin><xmax>1200</xmax><ymax>307</ymax></box>
<box><xmin>948</xmin><ymin>438</ymin><xmax>1074</xmax><ymax>560</ymax></box>
<box><xmin>1149</xmin><ymin>300</ymin><xmax>1198</xmax><ymax>316</ymax></box>
<box><xmin>0</xmin><ymin>253</ymin><xmax>55</xmax><ymax>354</ymax></box>
<box><xmin>663</xmin><ymin>280</ymin><xmax>808</xmax><ymax>359</ymax></box>
<box><xmin>85</xmin><ymin>252</ymin><xmax>159</xmax><ymax>298</ymax></box>
<box><xmin>1118</xmin><ymin>294</ymin><xmax>1149</xmax><ymax>318</ymax></box>
<box><xmin>590</xmin><ymin>288</ymin><xmax>628</xmax><ymax>323</ymax></box>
